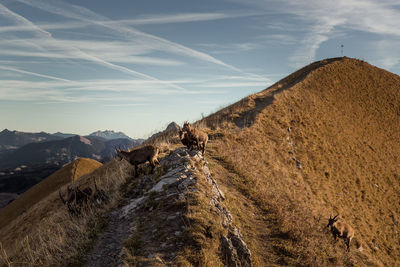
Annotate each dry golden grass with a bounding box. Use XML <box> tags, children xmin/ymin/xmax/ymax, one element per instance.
<box><xmin>0</xmin><ymin>159</ymin><xmax>133</xmax><ymax>266</ymax></box>
<box><xmin>174</xmin><ymin>161</ymin><xmax>226</xmax><ymax>267</ymax></box>
<box><xmin>202</xmin><ymin>57</ymin><xmax>400</xmax><ymax>266</ymax></box>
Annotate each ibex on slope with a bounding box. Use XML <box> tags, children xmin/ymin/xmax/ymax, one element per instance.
<box><xmin>59</xmin><ymin>185</ymin><xmax>92</xmax><ymax>216</ymax></box>
<box><xmin>182</xmin><ymin>122</ymin><xmax>208</xmax><ymax>155</ymax></box>
<box><xmin>327</xmin><ymin>214</ymin><xmax>355</xmax><ymax>251</ymax></box>
<box><xmin>116</xmin><ymin>145</ymin><xmax>159</xmax><ymax>177</ymax></box>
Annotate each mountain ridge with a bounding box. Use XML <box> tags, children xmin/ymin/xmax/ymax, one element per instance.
<box><xmin>89</xmin><ymin>130</ymin><xmax>134</xmax><ymax>140</ymax></box>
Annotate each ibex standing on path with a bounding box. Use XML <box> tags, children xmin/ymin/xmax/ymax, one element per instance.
<box><xmin>327</xmin><ymin>214</ymin><xmax>355</xmax><ymax>251</ymax></box>
<box><xmin>116</xmin><ymin>145</ymin><xmax>159</xmax><ymax>177</ymax></box>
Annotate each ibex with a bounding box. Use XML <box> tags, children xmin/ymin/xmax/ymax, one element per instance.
<box><xmin>116</xmin><ymin>145</ymin><xmax>159</xmax><ymax>177</ymax></box>
<box><xmin>327</xmin><ymin>214</ymin><xmax>355</xmax><ymax>251</ymax></box>
<box><xmin>179</xmin><ymin>129</ymin><xmax>193</xmax><ymax>150</ymax></box>
<box><xmin>59</xmin><ymin>185</ymin><xmax>92</xmax><ymax>216</ymax></box>
<box><xmin>182</xmin><ymin>122</ymin><xmax>208</xmax><ymax>155</ymax></box>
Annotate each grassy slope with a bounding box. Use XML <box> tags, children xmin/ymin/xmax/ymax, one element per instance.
<box><xmin>0</xmin><ymin>159</ymin><xmax>128</xmax><ymax>266</ymax></box>
<box><xmin>203</xmin><ymin>58</ymin><xmax>400</xmax><ymax>266</ymax></box>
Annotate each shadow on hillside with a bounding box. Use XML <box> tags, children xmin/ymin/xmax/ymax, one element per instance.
<box><xmin>234</xmin><ymin>57</ymin><xmax>345</xmax><ymax>128</ymax></box>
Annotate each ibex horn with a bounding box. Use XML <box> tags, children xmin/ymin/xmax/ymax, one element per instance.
<box><xmin>59</xmin><ymin>189</ymin><xmax>66</xmax><ymax>205</ymax></box>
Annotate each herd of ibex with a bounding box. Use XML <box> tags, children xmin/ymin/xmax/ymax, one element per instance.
<box><xmin>59</xmin><ymin>121</ymin><xmax>355</xmax><ymax>251</ymax></box>
<box><xmin>180</xmin><ymin>121</ymin><xmax>208</xmax><ymax>155</ymax></box>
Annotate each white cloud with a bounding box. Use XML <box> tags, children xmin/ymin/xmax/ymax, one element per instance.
<box><xmin>198</xmin><ymin>42</ymin><xmax>262</xmax><ymax>54</ymax></box>
<box><xmin>0</xmin><ymin>11</ymin><xmax>263</xmax><ymax>33</ymax></box>
<box><xmin>118</xmin><ymin>12</ymin><xmax>258</xmax><ymax>25</ymax></box>
<box><xmin>369</xmin><ymin>39</ymin><xmax>400</xmax><ymax>69</ymax></box>
<box><xmin>0</xmin><ymin>2</ymin><xmax>51</xmax><ymax>38</ymax></box>
<box><xmin>233</xmin><ymin>0</ymin><xmax>400</xmax><ymax>68</ymax></box>
<box><xmin>0</xmin><ymin>66</ymin><xmax>71</xmax><ymax>81</ymax></box>
<box><xmin>0</xmin><ymin>3</ymin><xmax>188</xmax><ymax>92</ymax></box>
<box><xmin>14</xmin><ymin>0</ymin><xmax>252</xmax><ymax>74</ymax></box>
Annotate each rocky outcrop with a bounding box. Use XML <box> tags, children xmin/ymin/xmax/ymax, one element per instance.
<box><xmin>202</xmin><ymin>155</ymin><xmax>252</xmax><ymax>267</ymax></box>
<box><xmin>147</xmin><ymin>122</ymin><xmax>180</xmax><ymax>143</ymax></box>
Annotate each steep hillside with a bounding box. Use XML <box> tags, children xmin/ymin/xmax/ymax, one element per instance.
<box><xmin>0</xmin><ymin>158</ymin><xmax>130</xmax><ymax>266</ymax></box>
<box><xmin>0</xmin><ymin>158</ymin><xmax>102</xmax><ymax>230</ymax></box>
<box><xmin>201</xmin><ymin>57</ymin><xmax>400</xmax><ymax>266</ymax></box>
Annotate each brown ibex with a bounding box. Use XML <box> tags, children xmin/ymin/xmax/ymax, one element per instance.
<box><xmin>327</xmin><ymin>214</ymin><xmax>355</xmax><ymax>251</ymax></box>
<box><xmin>179</xmin><ymin>129</ymin><xmax>193</xmax><ymax>150</ymax></box>
<box><xmin>59</xmin><ymin>185</ymin><xmax>92</xmax><ymax>216</ymax></box>
<box><xmin>182</xmin><ymin>122</ymin><xmax>208</xmax><ymax>155</ymax></box>
<box><xmin>116</xmin><ymin>145</ymin><xmax>159</xmax><ymax>177</ymax></box>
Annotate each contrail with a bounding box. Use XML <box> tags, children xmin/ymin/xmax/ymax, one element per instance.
<box><xmin>15</xmin><ymin>0</ymin><xmax>264</xmax><ymax>77</ymax></box>
<box><xmin>0</xmin><ymin>66</ymin><xmax>71</xmax><ymax>82</ymax></box>
<box><xmin>0</xmin><ymin>2</ymin><xmax>186</xmax><ymax>91</ymax></box>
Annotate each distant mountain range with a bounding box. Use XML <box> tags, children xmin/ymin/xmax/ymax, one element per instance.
<box><xmin>0</xmin><ymin>129</ymin><xmax>143</xmax><ymax>196</ymax></box>
<box><xmin>0</xmin><ymin>129</ymin><xmax>62</xmax><ymax>150</ymax></box>
<box><xmin>0</xmin><ymin>129</ymin><xmax>136</xmax><ymax>151</ymax></box>
<box><xmin>0</xmin><ymin>129</ymin><xmax>142</xmax><ymax>169</ymax></box>
<box><xmin>89</xmin><ymin>130</ymin><xmax>133</xmax><ymax>140</ymax></box>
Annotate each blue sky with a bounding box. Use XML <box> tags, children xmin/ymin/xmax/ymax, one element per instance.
<box><xmin>1</xmin><ymin>0</ymin><xmax>400</xmax><ymax>138</ymax></box>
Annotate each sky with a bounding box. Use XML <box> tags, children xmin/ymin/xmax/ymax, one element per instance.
<box><xmin>1</xmin><ymin>0</ymin><xmax>400</xmax><ymax>138</ymax></box>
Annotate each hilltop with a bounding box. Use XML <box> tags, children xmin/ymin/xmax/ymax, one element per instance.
<box><xmin>198</xmin><ymin>57</ymin><xmax>400</xmax><ymax>266</ymax></box>
<box><xmin>1</xmin><ymin>57</ymin><xmax>399</xmax><ymax>266</ymax></box>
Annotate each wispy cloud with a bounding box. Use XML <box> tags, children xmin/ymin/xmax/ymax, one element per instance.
<box><xmin>118</xmin><ymin>12</ymin><xmax>260</xmax><ymax>25</ymax></box>
<box><xmin>14</xmin><ymin>0</ymin><xmax>254</xmax><ymax>74</ymax></box>
<box><xmin>198</xmin><ymin>42</ymin><xmax>262</xmax><ymax>54</ymax></box>
<box><xmin>256</xmin><ymin>34</ymin><xmax>298</xmax><ymax>46</ymax></box>
<box><xmin>0</xmin><ymin>38</ymin><xmax>185</xmax><ymax>67</ymax></box>
<box><xmin>0</xmin><ymin>2</ymin><xmax>188</xmax><ymax>92</ymax></box>
<box><xmin>0</xmin><ymin>66</ymin><xmax>71</xmax><ymax>81</ymax></box>
<box><xmin>0</xmin><ymin>2</ymin><xmax>51</xmax><ymax>38</ymax></box>
<box><xmin>285</xmin><ymin>1</ymin><xmax>400</xmax><ymax>67</ymax></box>
<box><xmin>369</xmin><ymin>39</ymin><xmax>400</xmax><ymax>69</ymax></box>
<box><xmin>232</xmin><ymin>0</ymin><xmax>400</xmax><ymax>68</ymax></box>
<box><xmin>0</xmin><ymin>12</ymin><xmax>261</xmax><ymax>33</ymax></box>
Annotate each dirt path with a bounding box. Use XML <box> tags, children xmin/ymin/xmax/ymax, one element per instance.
<box><xmin>84</xmin><ymin>197</ymin><xmax>137</xmax><ymax>267</ymax></box>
